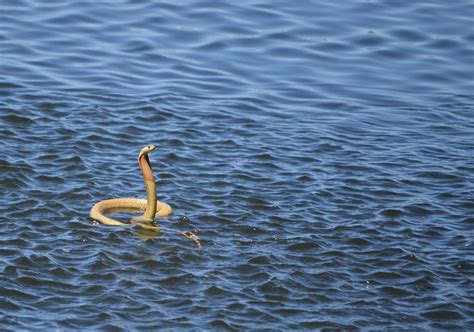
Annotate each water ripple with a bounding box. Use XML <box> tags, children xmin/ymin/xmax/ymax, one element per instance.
<box><xmin>0</xmin><ymin>0</ymin><xmax>473</xmax><ymax>330</ymax></box>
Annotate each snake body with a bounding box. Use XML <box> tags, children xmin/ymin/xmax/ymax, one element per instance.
<box><xmin>90</xmin><ymin>145</ymin><xmax>172</xmax><ymax>227</ymax></box>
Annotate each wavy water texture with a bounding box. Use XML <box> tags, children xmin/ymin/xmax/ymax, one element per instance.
<box><xmin>0</xmin><ymin>0</ymin><xmax>473</xmax><ymax>330</ymax></box>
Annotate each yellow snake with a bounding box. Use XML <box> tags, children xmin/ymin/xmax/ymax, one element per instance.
<box><xmin>90</xmin><ymin>145</ymin><xmax>172</xmax><ymax>229</ymax></box>
<box><xmin>90</xmin><ymin>145</ymin><xmax>201</xmax><ymax>247</ymax></box>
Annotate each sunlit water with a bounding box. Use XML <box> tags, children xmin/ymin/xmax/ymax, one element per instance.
<box><xmin>0</xmin><ymin>1</ymin><xmax>473</xmax><ymax>330</ymax></box>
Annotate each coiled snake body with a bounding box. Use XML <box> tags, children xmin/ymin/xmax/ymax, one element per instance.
<box><xmin>90</xmin><ymin>145</ymin><xmax>201</xmax><ymax>246</ymax></box>
<box><xmin>90</xmin><ymin>145</ymin><xmax>172</xmax><ymax>229</ymax></box>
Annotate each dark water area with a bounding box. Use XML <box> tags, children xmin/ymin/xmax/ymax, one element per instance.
<box><xmin>1</xmin><ymin>0</ymin><xmax>473</xmax><ymax>330</ymax></box>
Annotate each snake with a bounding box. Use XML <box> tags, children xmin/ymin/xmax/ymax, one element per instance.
<box><xmin>90</xmin><ymin>145</ymin><xmax>201</xmax><ymax>247</ymax></box>
<box><xmin>90</xmin><ymin>145</ymin><xmax>172</xmax><ymax>229</ymax></box>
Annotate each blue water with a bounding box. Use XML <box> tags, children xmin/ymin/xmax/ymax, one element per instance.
<box><xmin>0</xmin><ymin>1</ymin><xmax>473</xmax><ymax>330</ymax></box>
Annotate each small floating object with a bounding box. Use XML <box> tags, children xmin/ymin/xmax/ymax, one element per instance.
<box><xmin>181</xmin><ymin>231</ymin><xmax>201</xmax><ymax>248</ymax></box>
<box><xmin>179</xmin><ymin>215</ymin><xmax>190</xmax><ymax>223</ymax></box>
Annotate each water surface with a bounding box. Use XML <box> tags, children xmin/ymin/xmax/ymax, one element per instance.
<box><xmin>0</xmin><ymin>0</ymin><xmax>473</xmax><ymax>330</ymax></box>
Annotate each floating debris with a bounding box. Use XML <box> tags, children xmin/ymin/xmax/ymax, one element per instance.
<box><xmin>181</xmin><ymin>231</ymin><xmax>201</xmax><ymax>248</ymax></box>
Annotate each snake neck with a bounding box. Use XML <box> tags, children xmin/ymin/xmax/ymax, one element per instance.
<box><xmin>143</xmin><ymin>180</ymin><xmax>157</xmax><ymax>222</ymax></box>
<box><xmin>139</xmin><ymin>154</ymin><xmax>157</xmax><ymax>222</ymax></box>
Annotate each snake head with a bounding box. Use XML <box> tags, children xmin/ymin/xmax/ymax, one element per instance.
<box><xmin>139</xmin><ymin>145</ymin><xmax>156</xmax><ymax>156</ymax></box>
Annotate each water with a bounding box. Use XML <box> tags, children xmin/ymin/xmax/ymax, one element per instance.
<box><xmin>1</xmin><ymin>0</ymin><xmax>473</xmax><ymax>330</ymax></box>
